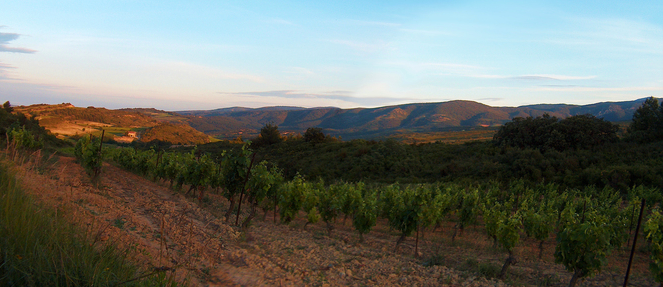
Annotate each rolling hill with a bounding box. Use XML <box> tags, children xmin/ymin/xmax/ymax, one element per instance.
<box><xmin>16</xmin><ymin>98</ymin><xmax>655</xmax><ymax>142</ymax></box>
<box><xmin>176</xmin><ymin>98</ymin><xmax>653</xmax><ymax>139</ymax></box>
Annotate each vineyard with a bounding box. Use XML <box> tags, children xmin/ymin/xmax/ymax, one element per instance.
<box><xmin>70</xmin><ymin>133</ymin><xmax>663</xmax><ymax>286</ymax></box>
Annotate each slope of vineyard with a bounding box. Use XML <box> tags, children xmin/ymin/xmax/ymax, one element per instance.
<box><xmin>8</xmin><ymin>150</ymin><xmax>657</xmax><ymax>286</ymax></box>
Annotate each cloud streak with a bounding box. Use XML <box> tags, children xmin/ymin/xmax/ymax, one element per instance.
<box><xmin>0</xmin><ymin>61</ymin><xmax>17</xmax><ymax>79</ymax></box>
<box><xmin>0</xmin><ymin>31</ymin><xmax>36</xmax><ymax>53</ymax></box>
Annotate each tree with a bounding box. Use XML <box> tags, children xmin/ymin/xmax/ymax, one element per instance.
<box><xmin>493</xmin><ymin>113</ymin><xmax>619</xmax><ymax>151</ymax></box>
<box><xmin>262</xmin><ymin>122</ymin><xmax>283</xmax><ymax>144</ymax></box>
<box><xmin>3</xmin><ymin>101</ymin><xmax>13</xmax><ymax>113</ymax></box>
<box><xmin>557</xmin><ymin>114</ymin><xmax>619</xmax><ymax>149</ymax></box>
<box><xmin>304</xmin><ymin>127</ymin><xmax>325</xmax><ymax>144</ymax></box>
<box><xmin>627</xmin><ymin>97</ymin><xmax>663</xmax><ymax>143</ymax></box>
<box><xmin>251</xmin><ymin>122</ymin><xmax>282</xmax><ymax>148</ymax></box>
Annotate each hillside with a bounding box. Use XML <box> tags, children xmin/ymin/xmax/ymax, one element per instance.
<box><xmin>15</xmin><ymin>104</ymin><xmax>212</xmax><ymax>144</ymax></box>
<box><xmin>140</xmin><ymin>122</ymin><xmax>212</xmax><ymax>145</ymax></box>
<box><xmin>16</xmin><ymin>98</ymin><xmax>653</xmax><ymax>142</ymax></box>
<box><xmin>18</xmin><ymin>103</ymin><xmax>158</xmax><ymax>128</ymax></box>
<box><xmin>15</xmin><ymin>103</ymin><xmax>159</xmax><ymax>139</ymax></box>
<box><xmin>8</xmin><ymin>154</ymin><xmax>655</xmax><ymax>287</ymax></box>
<box><xmin>177</xmin><ymin>98</ymin><xmax>651</xmax><ymax>140</ymax></box>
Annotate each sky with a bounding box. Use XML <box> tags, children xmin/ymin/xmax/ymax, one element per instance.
<box><xmin>1</xmin><ymin>0</ymin><xmax>662</xmax><ymax>111</ymax></box>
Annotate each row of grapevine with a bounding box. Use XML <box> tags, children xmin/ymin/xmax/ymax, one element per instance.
<box><xmin>103</xmin><ymin>145</ymin><xmax>663</xmax><ymax>286</ymax></box>
<box><xmin>74</xmin><ymin>135</ymin><xmax>104</xmax><ymax>179</ymax></box>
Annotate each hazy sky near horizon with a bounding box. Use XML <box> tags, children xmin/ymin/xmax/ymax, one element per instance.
<box><xmin>1</xmin><ymin>1</ymin><xmax>662</xmax><ymax>111</ymax></box>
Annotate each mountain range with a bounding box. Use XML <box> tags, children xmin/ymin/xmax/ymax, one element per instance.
<box><xmin>17</xmin><ymin>98</ymin><xmax>654</xmax><ymax>142</ymax></box>
<box><xmin>175</xmin><ymin>98</ymin><xmax>652</xmax><ymax>139</ymax></box>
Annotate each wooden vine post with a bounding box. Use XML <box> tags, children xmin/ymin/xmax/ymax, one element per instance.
<box><xmin>623</xmin><ymin>199</ymin><xmax>646</xmax><ymax>287</ymax></box>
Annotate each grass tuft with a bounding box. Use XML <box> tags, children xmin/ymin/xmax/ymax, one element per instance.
<box><xmin>0</xmin><ymin>161</ymin><xmax>180</xmax><ymax>286</ymax></box>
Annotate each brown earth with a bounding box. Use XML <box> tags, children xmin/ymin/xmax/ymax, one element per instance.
<box><xmin>11</xmin><ymin>154</ymin><xmax>657</xmax><ymax>286</ymax></box>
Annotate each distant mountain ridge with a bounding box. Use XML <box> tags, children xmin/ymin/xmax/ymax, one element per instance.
<box><xmin>16</xmin><ymin>98</ymin><xmax>655</xmax><ymax>141</ymax></box>
<box><xmin>176</xmin><ymin>98</ymin><xmax>653</xmax><ymax>139</ymax></box>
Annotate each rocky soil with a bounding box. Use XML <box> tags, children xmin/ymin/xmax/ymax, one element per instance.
<box><xmin>12</xmin><ymin>155</ymin><xmax>656</xmax><ymax>286</ymax></box>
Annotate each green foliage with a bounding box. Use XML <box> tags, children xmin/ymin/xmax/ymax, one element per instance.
<box><xmin>496</xmin><ymin>215</ymin><xmax>521</xmax><ymax>252</ymax></box>
<box><xmin>74</xmin><ymin>135</ymin><xmax>105</xmax><ymax>178</ymax></box>
<box><xmin>220</xmin><ymin>144</ymin><xmax>253</xmax><ymax>201</ymax></box>
<box><xmin>110</xmin><ymin>147</ymin><xmax>156</xmax><ymax>176</ymax></box>
<box><xmin>180</xmin><ymin>151</ymin><xmax>216</xmax><ymax>189</ymax></box>
<box><xmin>493</xmin><ymin>113</ymin><xmax>619</xmax><ymax>151</ymax></box>
<box><xmin>0</xmin><ymin>101</ymin><xmax>64</xmax><ymax>150</ymax></box>
<box><xmin>279</xmin><ymin>174</ymin><xmax>307</xmax><ymax>223</ymax></box>
<box><xmin>456</xmin><ymin>188</ymin><xmax>479</xmax><ymax>230</ymax></box>
<box><xmin>340</xmin><ymin>182</ymin><xmax>363</xmax><ymax>221</ymax></box>
<box><xmin>482</xmin><ymin>202</ymin><xmax>506</xmax><ymax>244</ymax></box>
<box><xmin>243</xmin><ymin>132</ymin><xmax>663</xmax><ymax>190</ymax></box>
<box><xmin>306</xmin><ymin>207</ymin><xmax>321</xmax><ymax>225</ymax></box>
<box><xmin>522</xmin><ymin>207</ymin><xmax>555</xmax><ymax>242</ymax></box>
<box><xmin>352</xmin><ymin>190</ymin><xmax>378</xmax><ymax>240</ymax></box>
<box><xmin>3</xmin><ymin>100</ymin><xmax>14</xmax><ymax>113</ymax></box>
<box><xmin>645</xmin><ymin>209</ymin><xmax>663</xmax><ymax>284</ymax></box>
<box><xmin>247</xmin><ymin>162</ymin><xmax>283</xmax><ymax>206</ymax></box>
<box><xmin>8</xmin><ymin>126</ymin><xmax>44</xmax><ymax>150</ymax></box>
<box><xmin>302</xmin><ymin>180</ymin><xmax>321</xmax><ymax>225</ymax></box>
<box><xmin>554</xmin><ymin>207</ymin><xmax>628</xmax><ymax>282</ymax></box>
<box><xmin>382</xmin><ymin>185</ymin><xmax>422</xmax><ymax>239</ymax></box>
<box><xmin>251</xmin><ymin>122</ymin><xmax>283</xmax><ymax>148</ymax></box>
<box><xmin>304</xmin><ymin>127</ymin><xmax>326</xmax><ymax>144</ymax></box>
<box><xmin>317</xmin><ymin>182</ymin><xmax>344</xmax><ymax>230</ymax></box>
<box><xmin>155</xmin><ymin>151</ymin><xmax>186</xmax><ymax>186</ymax></box>
<box><xmin>627</xmin><ymin>97</ymin><xmax>663</xmax><ymax>143</ymax></box>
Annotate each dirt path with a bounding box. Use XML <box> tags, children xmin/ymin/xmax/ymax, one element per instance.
<box><xmin>13</xmin><ymin>155</ymin><xmax>656</xmax><ymax>286</ymax></box>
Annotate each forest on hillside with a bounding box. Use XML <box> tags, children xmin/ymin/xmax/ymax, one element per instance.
<box><xmin>189</xmin><ymin>98</ymin><xmax>663</xmax><ymax>192</ymax></box>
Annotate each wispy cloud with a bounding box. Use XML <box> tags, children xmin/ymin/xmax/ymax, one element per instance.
<box><xmin>0</xmin><ymin>30</ymin><xmax>36</xmax><ymax>53</ymax></box>
<box><xmin>0</xmin><ymin>61</ymin><xmax>16</xmax><ymax>79</ymax></box>
<box><xmin>510</xmin><ymin>74</ymin><xmax>597</xmax><ymax>81</ymax></box>
<box><xmin>220</xmin><ymin>90</ymin><xmax>412</xmax><ymax>106</ymax></box>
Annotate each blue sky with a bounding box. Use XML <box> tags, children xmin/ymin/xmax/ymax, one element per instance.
<box><xmin>1</xmin><ymin>0</ymin><xmax>662</xmax><ymax>110</ymax></box>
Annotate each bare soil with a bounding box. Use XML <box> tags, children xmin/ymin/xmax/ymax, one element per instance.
<box><xmin>12</xmin><ymin>155</ymin><xmax>656</xmax><ymax>286</ymax></box>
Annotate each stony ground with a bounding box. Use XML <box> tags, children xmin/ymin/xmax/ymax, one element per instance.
<box><xmin>12</xmin><ymin>154</ymin><xmax>656</xmax><ymax>286</ymax></box>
